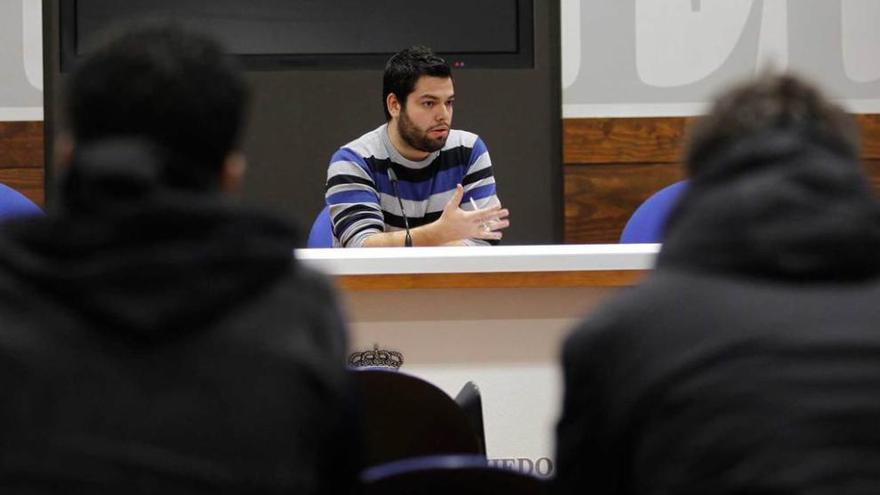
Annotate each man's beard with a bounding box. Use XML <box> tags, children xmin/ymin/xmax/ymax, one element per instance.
<box><xmin>397</xmin><ymin>109</ymin><xmax>448</xmax><ymax>154</ymax></box>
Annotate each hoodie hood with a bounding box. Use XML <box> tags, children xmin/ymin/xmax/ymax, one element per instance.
<box><xmin>0</xmin><ymin>140</ymin><xmax>300</xmax><ymax>341</ymax></box>
<box><xmin>658</xmin><ymin>129</ymin><xmax>880</xmax><ymax>282</ymax></box>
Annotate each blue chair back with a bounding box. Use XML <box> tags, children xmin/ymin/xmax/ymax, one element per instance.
<box><xmin>361</xmin><ymin>454</ymin><xmax>548</xmax><ymax>495</ymax></box>
<box><xmin>307</xmin><ymin>205</ymin><xmax>333</xmax><ymax>248</ymax></box>
<box><xmin>361</xmin><ymin>454</ymin><xmax>490</xmax><ymax>483</ymax></box>
<box><xmin>619</xmin><ymin>180</ymin><xmax>687</xmax><ymax>243</ymax></box>
<box><xmin>0</xmin><ymin>183</ymin><xmax>43</xmax><ymax>221</ymax></box>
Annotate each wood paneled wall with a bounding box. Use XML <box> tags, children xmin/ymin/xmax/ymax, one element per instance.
<box><xmin>563</xmin><ymin>115</ymin><xmax>880</xmax><ymax>244</ymax></box>
<box><xmin>0</xmin><ymin>121</ymin><xmax>44</xmax><ymax>206</ymax></box>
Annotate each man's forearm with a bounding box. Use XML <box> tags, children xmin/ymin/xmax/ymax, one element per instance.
<box><xmin>360</xmin><ymin>222</ymin><xmax>452</xmax><ymax>247</ymax></box>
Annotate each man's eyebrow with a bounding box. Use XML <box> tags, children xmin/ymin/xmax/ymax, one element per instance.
<box><xmin>417</xmin><ymin>94</ymin><xmax>455</xmax><ymax>100</ymax></box>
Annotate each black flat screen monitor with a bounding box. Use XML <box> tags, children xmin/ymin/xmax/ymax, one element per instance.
<box><xmin>60</xmin><ymin>0</ymin><xmax>534</xmax><ymax>71</ymax></box>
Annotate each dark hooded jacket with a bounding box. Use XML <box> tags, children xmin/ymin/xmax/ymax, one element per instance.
<box><xmin>555</xmin><ymin>128</ymin><xmax>880</xmax><ymax>495</ymax></box>
<box><xmin>0</xmin><ymin>141</ymin><xmax>357</xmax><ymax>494</ymax></box>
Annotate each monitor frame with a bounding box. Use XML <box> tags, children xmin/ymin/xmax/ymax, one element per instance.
<box><xmin>59</xmin><ymin>0</ymin><xmax>535</xmax><ymax>72</ymax></box>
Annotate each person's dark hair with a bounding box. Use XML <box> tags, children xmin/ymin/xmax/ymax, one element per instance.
<box><xmin>382</xmin><ymin>45</ymin><xmax>452</xmax><ymax>121</ymax></box>
<box><xmin>685</xmin><ymin>73</ymin><xmax>860</xmax><ymax>175</ymax></box>
<box><xmin>64</xmin><ymin>25</ymin><xmax>249</xmax><ymax>190</ymax></box>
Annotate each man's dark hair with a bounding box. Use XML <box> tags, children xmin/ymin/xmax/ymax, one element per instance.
<box><xmin>685</xmin><ymin>73</ymin><xmax>859</xmax><ymax>175</ymax></box>
<box><xmin>64</xmin><ymin>25</ymin><xmax>249</xmax><ymax>189</ymax></box>
<box><xmin>382</xmin><ymin>45</ymin><xmax>452</xmax><ymax>121</ymax></box>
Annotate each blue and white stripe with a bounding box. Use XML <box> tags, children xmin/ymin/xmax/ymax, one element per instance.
<box><xmin>325</xmin><ymin>124</ymin><xmax>499</xmax><ymax>247</ymax></box>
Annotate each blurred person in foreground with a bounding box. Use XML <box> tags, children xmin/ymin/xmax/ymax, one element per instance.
<box><xmin>0</xmin><ymin>26</ymin><xmax>357</xmax><ymax>494</ymax></box>
<box><xmin>555</xmin><ymin>73</ymin><xmax>880</xmax><ymax>495</ymax></box>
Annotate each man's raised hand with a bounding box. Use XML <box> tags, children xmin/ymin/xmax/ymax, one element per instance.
<box><xmin>436</xmin><ymin>184</ymin><xmax>510</xmax><ymax>242</ymax></box>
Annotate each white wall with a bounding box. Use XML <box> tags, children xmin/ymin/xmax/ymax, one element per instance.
<box><xmin>562</xmin><ymin>0</ymin><xmax>880</xmax><ymax>117</ymax></box>
<box><xmin>0</xmin><ymin>0</ymin><xmax>42</xmax><ymax>121</ymax></box>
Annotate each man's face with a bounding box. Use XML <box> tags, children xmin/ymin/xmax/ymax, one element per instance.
<box><xmin>395</xmin><ymin>76</ymin><xmax>455</xmax><ymax>154</ymax></box>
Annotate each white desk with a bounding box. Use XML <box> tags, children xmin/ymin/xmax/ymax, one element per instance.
<box><xmin>297</xmin><ymin>244</ymin><xmax>659</xmax><ymax>477</ymax></box>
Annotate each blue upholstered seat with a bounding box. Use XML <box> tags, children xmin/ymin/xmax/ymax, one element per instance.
<box><xmin>0</xmin><ymin>183</ymin><xmax>43</xmax><ymax>221</ymax></box>
<box><xmin>306</xmin><ymin>205</ymin><xmax>333</xmax><ymax>248</ymax></box>
<box><xmin>619</xmin><ymin>180</ymin><xmax>687</xmax><ymax>243</ymax></box>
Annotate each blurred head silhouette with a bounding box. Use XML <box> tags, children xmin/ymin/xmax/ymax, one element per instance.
<box><xmin>61</xmin><ymin>25</ymin><xmax>249</xmax><ymax>193</ymax></box>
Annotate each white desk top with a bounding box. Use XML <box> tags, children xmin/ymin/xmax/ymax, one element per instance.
<box><xmin>295</xmin><ymin>243</ymin><xmax>660</xmax><ymax>276</ymax></box>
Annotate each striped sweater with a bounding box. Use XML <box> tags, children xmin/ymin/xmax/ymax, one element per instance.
<box><xmin>325</xmin><ymin>124</ymin><xmax>500</xmax><ymax>247</ymax></box>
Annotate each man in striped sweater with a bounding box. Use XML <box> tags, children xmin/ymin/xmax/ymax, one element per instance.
<box><xmin>325</xmin><ymin>46</ymin><xmax>510</xmax><ymax>247</ymax></box>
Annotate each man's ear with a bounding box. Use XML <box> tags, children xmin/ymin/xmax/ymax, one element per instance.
<box><xmin>55</xmin><ymin>132</ymin><xmax>75</xmax><ymax>170</ymax></box>
<box><xmin>220</xmin><ymin>152</ymin><xmax>247</xmax><ymax>194</ymax></box>
<box><xmin>386</xmin><ymin>93</ymin><xmax>401</xmax><ymax>119</ymax></box>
